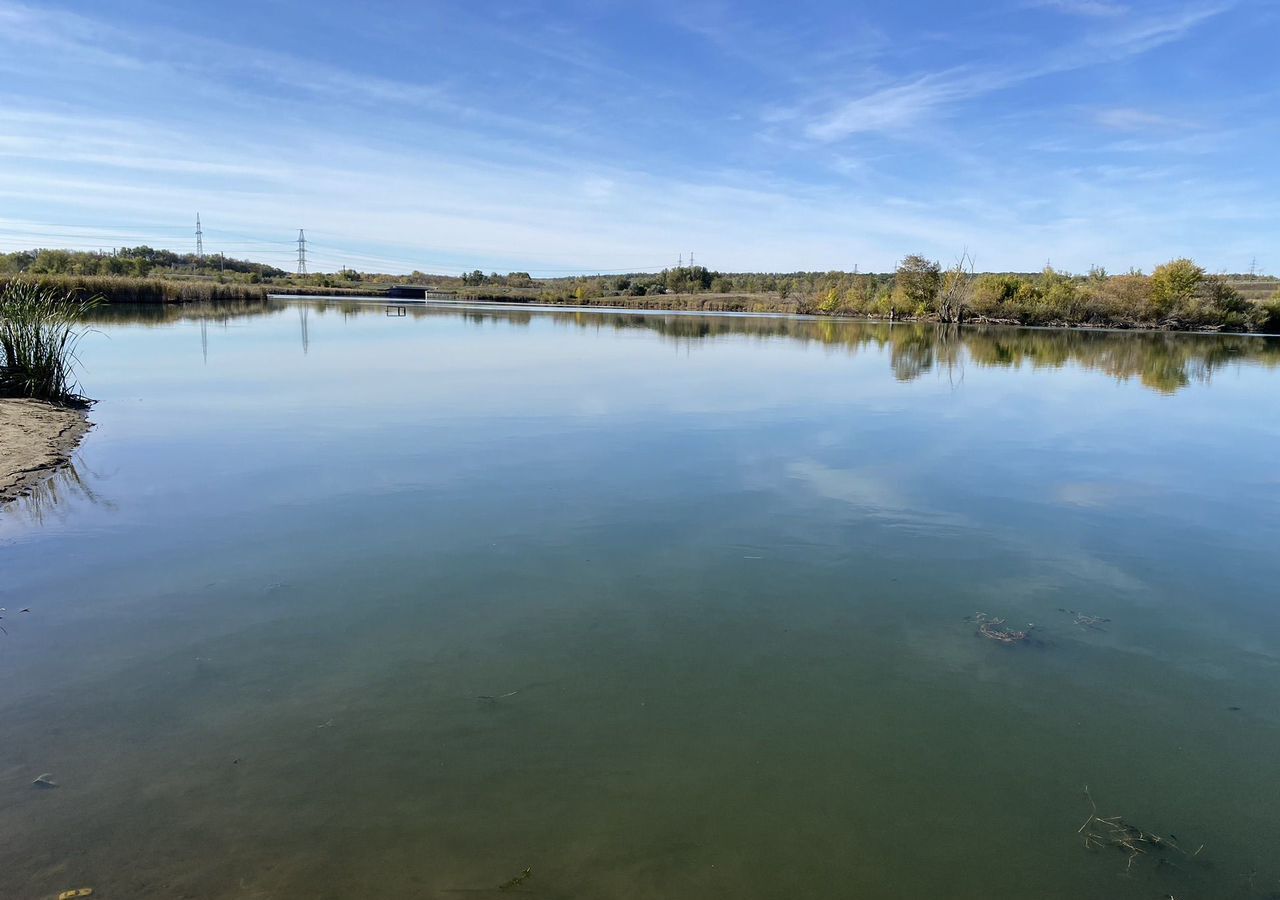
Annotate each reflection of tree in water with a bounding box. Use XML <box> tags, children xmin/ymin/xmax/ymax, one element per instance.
<box><xmin>8</xmin><ymin>457</ymin><xmax>111</xmax><ymax>525</ymax></box>
<box><xmin>84</xmin><ymin>299</ymin><xmax>278</xmax><ymax>327</ymax></box>
<box><xmin>568</xmin><ymin>315</ymin><xmax>1279</xmax><ymax>395</ymax></box>
<box><xmin>889</xmin><ymin>328</ymin><xmax>937</xmax><ymax>382</ymax></box>
<box><xmin>82</xmin><ymin>299</ymin><xmax>1280</xmax><ymax>395</ymax></box>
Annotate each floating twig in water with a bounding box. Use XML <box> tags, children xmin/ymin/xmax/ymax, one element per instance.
<box><xmin>1077</xmin><ymin>785</ymin><xmax>1202</xmax><ymax>875</ymax></box>
<box><xmin>498</xmin><ymin>867</ymin><xmax>532</xmax><ymax>891</ymax></box>
<box><xmin>478</xmin><ymin>691</ymin><xmax>520</xmax><ymax>702</ymax></box>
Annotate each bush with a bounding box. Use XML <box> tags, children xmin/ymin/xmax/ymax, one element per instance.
<box><xmin>818</xmin><ymin>288</ymin><xmax>844</xmax><ymax>314</ymax></box>
<box><xmin>893</xmin><ymin>255</ymin><xmax>941</xmax><ymax>313</ymax></box>
<box><xmin>0</xmin><ymin>279</ymin><xmax>99</xmax><ymax>403</ymax></box>
<box><xmin>1254</xmin><ymin>292</ymin><xmax>1280</xmax><ymax>334</ymax></box>
<box><xmin>1150</xmin><ymin>259</ymin><xmax>1204</xmax><ymax>317</ymax></box>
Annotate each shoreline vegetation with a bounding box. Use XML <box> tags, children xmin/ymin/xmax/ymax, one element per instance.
<box><xmin>0</xmin><ymin>277</ymin><xmax>99</xmax><ymax>506</ymax></box>
<box><xmin>3</xmin><ymin>246</ymin><xmax>1279</xmax><ymax>333</ymax></box>
<box><xmin>0</xmin><ymin>279</ymin><xmax>98</xmax><ymax>506</ymax></box>
<box><xmin>0</xmin><ymin>280</ymin><xmax>99</xmax><ymax>404</ymax></box>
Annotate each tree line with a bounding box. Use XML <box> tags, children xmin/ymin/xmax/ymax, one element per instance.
<box><xmin>3</xmin><ymin>245</ymin><xmax>1277</xmax><ymax>332</ymax></box>
<box><xmin>529</xmin><ymin>257</ymin><xmax>1280</xmax><ymax>333</ymax></box>
<box><xmin>0</xmin><ymin>247</ymin><xmax>287</xmax><ymax>280</ymax></box>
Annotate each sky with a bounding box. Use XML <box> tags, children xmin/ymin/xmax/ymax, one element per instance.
<box><xmin>0</xmin><ymin>0</ymin><xmax>1276</xmax><ymax>275</ymax></box>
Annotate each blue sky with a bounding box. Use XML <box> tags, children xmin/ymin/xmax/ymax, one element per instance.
<box><xmin>0</xmin><ymin>0</ymin><xmax>1276</xmax><ymax>275</ymax></box>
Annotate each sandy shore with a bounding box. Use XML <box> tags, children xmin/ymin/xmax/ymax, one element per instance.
<box><xmin>0</xmin><ymin>398</ymin><xmax>91</xmax><ymax>506</ymax></box>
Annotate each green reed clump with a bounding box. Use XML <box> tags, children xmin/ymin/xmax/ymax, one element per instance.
<box><xmin>0</xmin><ymin>279</ymin><xmax>99</xmax><ymax>403</ymax></box>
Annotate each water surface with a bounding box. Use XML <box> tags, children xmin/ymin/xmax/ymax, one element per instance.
<box><xmin>3</xmin><ymin>300</ymin><xmax>1279</xmax><ymax>899</ymax></box>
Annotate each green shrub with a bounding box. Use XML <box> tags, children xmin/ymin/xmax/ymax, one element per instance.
<box><xmin>1150</xmin><ymin>259</ymin><xmax>1204</xmax><ymax>317</ymax></box>
<box><xmin>1253</xmin><ymin>292</ymin><xmax>1280</xmax><ymax>334</ymax></box>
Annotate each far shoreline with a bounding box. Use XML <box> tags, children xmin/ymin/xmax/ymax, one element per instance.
<box><xmin>269</xmin><ymin>293</ymin><xmax>1280</xmax><ymax>338</ymax></box>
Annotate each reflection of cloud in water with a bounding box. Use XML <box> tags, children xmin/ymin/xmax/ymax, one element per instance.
<box><xmin>785</xmin><ymin>459</ymin><xmax>969</xmax><ymax>531</ymax></box>
<box><xmin>1054</xmin><ymin>482</ymin><xmax>1119</xmax><ymax>509</ymax></box>
<box><xmin>1053</xmin><ymin>480</ymin><xmax>1160</xmax><ymax>509</ymax></box>
<box><xmin>786</xmin><ymin>458</ymin><xmax>1153</xmax><ymax>632</ymax></box>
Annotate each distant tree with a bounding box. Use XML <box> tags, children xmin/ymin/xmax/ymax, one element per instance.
<box><xmin>937</xmin><ymin>252</ymin><xmax>974</xmax><ymax>323</ymax></box>
<box><xmin>1149</xmin><ymin>258</ymin><xmax>1204</xmax><ymax>314</ymax></box>
<box><xmin>893</xmin><ymin>254</ymin><xmax>942</xmax><ymax>314</ymax></box>
<box><xmin>1255</xmin><ymin>290</ymin><xmax>1280</xmax><ymax>333</ymax></box>
<box><xmin>1038</xmin><ymin>267</ymin><xmax>1083</xmax><ymax>323</ymax></box>
<box><xmin>29</xmin><ymin>249</ymin><xmax>73</xmax><ymax>274</ymax></box>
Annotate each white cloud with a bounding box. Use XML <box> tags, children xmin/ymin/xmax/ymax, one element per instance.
<box><xmin>800</xmin><ymin>3</ymin><xmax>1233</xmax><ymax>142</ymax></box>
<box><xmin>805</xmin><ymin>70</ymin><xmax>995</xmax><ymax>140</ymax></box>
<box><xmin>1026</xmin><ymin>0</ymin><xmax>1129</xmax><ymax>16</ymax></box>
<box><xmin>1094</xmin><ymin>106</ymin><xmax>1192</xmax><ymax>131</ymax></box>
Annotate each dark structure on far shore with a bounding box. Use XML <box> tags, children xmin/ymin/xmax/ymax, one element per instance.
<box><xmin>387</xmin><ymin>285</ymin><xmax>457</xmax><ymax>300</ymax></box>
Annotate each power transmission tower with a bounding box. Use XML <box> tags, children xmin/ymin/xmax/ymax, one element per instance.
<box><xmin>296</xmin><ymin>229</ymin><xmax>307</xmax><ymax>276</ymax></box>
<box><xmin>689</xmin><ymin>251</ymin><xmax>695</xmax><ymax>268</ymax></box>
<box><xmin>678</xmin><ymin>253</ymin><xmax>683</xmax><ymax>268</ymax></box>
<box><xmin>195</xmin><ymin>213</ymin><xmax>204</xmax><ymax>262</ymax></box>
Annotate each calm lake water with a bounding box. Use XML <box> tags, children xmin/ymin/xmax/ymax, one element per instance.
<box><xmin>3</xmin><ymin>300</ymin><xmax>1279</xmax><ymax>900</ymax></box>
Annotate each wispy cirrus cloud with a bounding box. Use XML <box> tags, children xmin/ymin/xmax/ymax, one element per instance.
<box><xmin>800</xmin><ymin>3</ymin><xmax>1231</xmax><ymax>142</ymax></box>
<box><xmin>1094</xmin><ymin>106</ymin><xmax>1192</xmax><ymax>131</ymax></box>
<box><xmin>804</xmin><ymin>70</ymin><xmax>995</xmax><ymax>140</ymax></box>
<box><xmin>1025</xmin><ymin>0</ymin><xmax>1129</xmax><ymax>16</ymax></box>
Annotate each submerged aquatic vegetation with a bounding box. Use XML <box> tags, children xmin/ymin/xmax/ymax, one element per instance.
<box><xmin>1059</xmin><ymin>608</ymin><xmax>1110</xmax><ymax>631</ymax></box>
<box><xmin>972</xmin><ymin>612</ymin><xmax>1034</xmax><ymax>645</ymax></box>
<box><xmin>0</xmin><ymin>279</ymin><xmax>99</xmax><ymax>403</ymax></box>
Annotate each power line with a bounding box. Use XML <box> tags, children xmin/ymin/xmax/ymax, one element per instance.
<box><xmin>0</xmin><ymin>217</ymin><xmax>684</xmax><ymax>276</ymax></box>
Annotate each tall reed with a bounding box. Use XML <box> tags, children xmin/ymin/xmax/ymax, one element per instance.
<box><xmin>0</xmin><ymin>279</ymin><xmax>99</xmax><ymax>404</ymax></box>
<box><xmin>0</xmin><ymin>275</ymin><xmax>269</xmax><ymax>304</ymax></box>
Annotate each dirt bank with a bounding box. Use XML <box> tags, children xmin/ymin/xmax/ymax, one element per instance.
<box><xmin>0</xmin><ymin>399</ymin><xmax>91</xmax><ymax>506</ymax></box>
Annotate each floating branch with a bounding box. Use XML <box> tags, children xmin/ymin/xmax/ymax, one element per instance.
<box><xmin>1077</xmin><ymin>786</ymin><xmax>1202</xmax><ymax>876</ymax></box>
<box><xmin>498</xmin><ymin>867</ymin><xmax>532</xmax><ymax>891</ymax></box>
